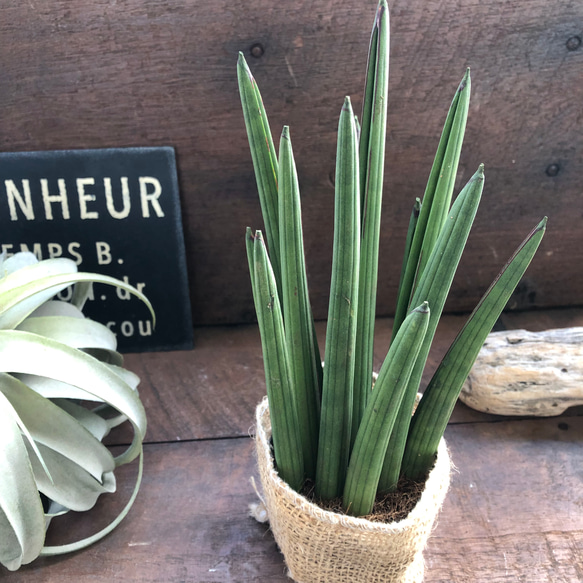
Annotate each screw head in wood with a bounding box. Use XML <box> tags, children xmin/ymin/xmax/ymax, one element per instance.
<box><xmin>250</xmin><ymin>43</ymin><xmax>265</xmax><ymax>58</ymax></box>
<box><xmin>566</xmin><ymin>36</ymin><xmax>581</xmax><ymax>51</ymax></box>
<box><xmin>545</xmin><ymin>163</ymin><xmax>560</xmax><ymax>177</ymax></box>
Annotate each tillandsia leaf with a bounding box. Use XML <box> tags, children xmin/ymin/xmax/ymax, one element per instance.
<box><xmin>0</xmin><ymin>373</ymin><xmax>115</xmax><ymax>482</ymax></box>
<box><xmin>40</xmin><ymin>448</ymin><xmax>144</xmax><ymax>557</ymax></box>
<box><xmin>71</xmin><ymin>282</ymin><xmax>93</xmax><ymax>311</ymax></box>
<box><xmin>379</xmin><ymin>164</ymin><xmax>484</xmax><ymax>492</ymax></box>
<box><xmin>315</xmin><ymin>97</ymin><xmax>360</xmax><ymax>500</ymax></box>
<box><xmin>0</xmin><ymin>330</ymin><xmax>146</xmax><ymax>467</ymax></box>
<box><xmin>343</xmin><ymin>302</ymin><xmax>429</xmax><ymax>517</ymax></box>
<box><xmin>0</xmin><ymin>271</ymin><xmax>155</xmax><ymax>331</ymax></box>
<box><xmin>16</xmin><ymin>316</ymin><xmax>118</xmax><ymax>351</ymax></box>
<box><xmin>392</xmin><ymin>69</ymin><xmax>471</xmax><ymax>341</ymax></box>
<box><xmin>26</xmin><ymin>442</ymin><xmax>116</xmax><ymax>512</ymax></box>
<box><xmin>252</xmin><ymin>231</ymin><xmax>305</xmax><ymax>491</ymax></box>
<box><xmin>238</xmin><ymin>53</ymin><xmax>282</xmax><ymax>293</ymax></box>
<box><xmin>278</xmin><ymin>126</ymin><xmax>322</xmax><ymax>480</ymax></box>
<box><xmin>352</xmin><ymin>0</ymin><xmax>390</xmax><ymax>443</ymax></box>
<box><xmin>51</xmin><ymin>399</ymin><xmax>111</xmax><ymax>441</ymax></box>
<box><xmin>0</xmin><ymin>392</ymin><xmax>46</xmax><ymax>571</ymax></box>
<box><xmin>402</xmin><ymin>217</ymin><xmax>548</xmax><ymax>480</ymax></box>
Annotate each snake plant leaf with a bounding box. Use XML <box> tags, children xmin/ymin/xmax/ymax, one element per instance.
<box><xmin>0</xmin><ymin>330</ymin><xmax>146</xmax><ymax>467</ymax></box>
<box><xmin>343</xmin><ymin>302</ymin><xmax>429</xmax><ymax>516</ymax></box>
<box><xmin>0</xmin><ymin>392</ymin><xmax>46</xmax><ymax>571</ymax></box>
<box><xmin>402</xmin><ymin>217</ymin><xmax>548</xmax><ymax>480</ymax></box>
<box><xmin>315</xmin><ymin>97</ymin><xmax>360</xmax><ymax>500</ymax></box>
<box><xmin>238</xmin><ymin>53</ymin><xmax>282</xmax><ymax>293</ymax></box>
<box><xmin>379</xmin><ymin>164</ymin><xmax>484</xmax><ymax>492</ymax></box>
<box><xmin>279</xmin><ymin>126</ymin><xmax>321</xmax><ymax>480</ymax></box>
<box><xmin>253</xmin><ymin>231</ymin><xmax>305</xmax><ymax>491</ymax></box>
<box><xmin>392</xmin><ymin>69</ymin><xmax>471</xmax><ymax>341</ymax></box>
<box><xmin>16</xmin><ymin>316</ymin><xmax>118</xmax><ymax>351</ymax></box>
<box><xmin>0</xmin><ymin>271</ymin><xmax>154</xmax><ymax>331</ymax></box>
<box><xmin>394</xmin><ymin>198</ymin><xmax>421</xmax><ymax>311</ymax></box>
<box><xmin>352</xmin><ymin>0</ymin><xmax>390</xmax><ymax>443</ymax></box>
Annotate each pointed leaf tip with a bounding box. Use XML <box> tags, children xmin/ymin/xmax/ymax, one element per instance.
<box><xmin>281</xmin><ymin>125</ymin><xmax>290</xmax><ymax>140</ymax></box>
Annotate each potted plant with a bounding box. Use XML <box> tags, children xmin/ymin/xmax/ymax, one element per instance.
<box><xmin>239</xmin><ymin>2</ymin><xmax>546</xmax><ymax>580</ymax></box>
<box><xmin>0</xmin><ymin>251</ymin><xmax>153</xmax><ymax>571</ymax></box>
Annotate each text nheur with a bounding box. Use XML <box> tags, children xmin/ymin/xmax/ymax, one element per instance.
<box><xmin>3</xmin><ymin>176</ymin><xmax>165</xmax><ymax>220</ymax></box>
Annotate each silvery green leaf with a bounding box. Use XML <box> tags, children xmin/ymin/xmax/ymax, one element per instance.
<box><xmin>17</xmin><ymin>316</ymin><xmax>117</xmax><ymax>351</ymax></box>
<box><xmin>0</xmin><ymin>373</ymin><xmax>115</xmax><ymax>480</ymax></box>
<box><xmin>26</xmin><ymin>442</ymin><xmax>116</xmax><ymax>512</ymax></box>
<box><xmin>0</xmin><ymin>392</ymin><xmax>46</xmax><ymax>571</ymax></box>
<box><xmin>0</xmin><ymin>331</ymin><xmax>146</xmax><ymax>467</ymax></box>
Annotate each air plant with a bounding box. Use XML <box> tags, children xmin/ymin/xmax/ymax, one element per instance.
<box><xmin>0</xmin><ymin>251</ymin><xmax>153</xmax><ymax>571</ymax></box>
<box><xmin>239</xmin><ymin>0</ymin><xmax>546</xmax><ymax>517</ymax></box>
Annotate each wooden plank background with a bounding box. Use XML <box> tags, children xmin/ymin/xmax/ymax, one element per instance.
<box><xmin>0</xmin><ymin>0</ymin><xmax>581</xmax><ymax>325</ymax></box>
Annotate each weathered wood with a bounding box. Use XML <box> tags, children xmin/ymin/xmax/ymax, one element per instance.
<box><xmin>102</xmin><ymin>310</ymin><xmax>582</xmax><ymax>446</ymax></box>
<box><xmin>460</xmin><ymin>327</ymin><xmax>583</xmax><ymax>416</ymax></box>
<box><xmin>6</xmin><ymin>415</ymin><xmax>583</xmax><ymax>582</ymax></box>
<box><xmin>0</xmin><ymin>0</ymin><xmax>580</xmax><ymax>325</ymax></box>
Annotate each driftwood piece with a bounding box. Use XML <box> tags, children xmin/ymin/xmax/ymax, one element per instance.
<box><xmin>459</xmin><ymin>327</ymin><xmax>583</xmax><ymax>416</ymax></box>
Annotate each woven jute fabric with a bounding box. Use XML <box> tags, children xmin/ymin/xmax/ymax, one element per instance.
<box><xmin>254</xmin><ymin>397</ymin><xmax>450</xmax><ymax>583</ymax></box>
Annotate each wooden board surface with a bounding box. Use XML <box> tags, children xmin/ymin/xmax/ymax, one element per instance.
<box><xmin>114</xmin><ymin>308</ymin><xmax>583</xmax><ymax>444</ymax></box>
<box><xmin>0</xmin><ymin>0</ymin><xmax>581</xmax><ymax>325</ymax></box>
<box><xmin>12</xmin><ymin>416</ymin><xmax>583</xmax><ymax>582</ymax></box>
<box><xmin>3</xmin><ymin>308</ymin><xmax>583</xmax><ymax>581</ymax></box>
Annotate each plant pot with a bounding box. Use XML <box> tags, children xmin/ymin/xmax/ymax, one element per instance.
<box><xmin>254</xmin><ymin>397</ymin><xmax>451</xmax><ymax>583</ymax></box>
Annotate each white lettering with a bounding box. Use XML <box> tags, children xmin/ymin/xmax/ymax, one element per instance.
<box><xmin>96</xmin><ymin>242</ymin><xmax>112</xmax><ymax>265</ymax></box>
<box><xmin>41</xmin><ymin>178</ymin><xmax>70</xmax><ymax>220</ymax></box>
<box><xmin>121</xmin><ymin>320</ymin><xmax>134</xmax><ymax>337</ymax></box>
<box><xmin>1</xmin><ymin>244</ymin><xmax>14</xmax><ymax>256</ymax></box>
<box><xmin>138</xmin><ymin>320</ymin><xmax>153</xmax><ymax>336</ymax></box>
<box><xmin>48</xmin><ymin>242</ymin><xmax>63</xmax><ymax>258</ymax></box>
<box><xmin>116</xmin><ymin>275</ymin><xmax>131</xmax><ymax>300</ymax></box>
<box><xmin>139</xmin><ymin>177</ymin><xmax>164</xmax><ymax>218</ymax></box>
<box><xmin>104</xmin><ymin>177</ymin><xmax>131</xmax><ymax>219</ymax></box>
<box><xmin>57</xmin><ymin>287</ymin><xmax>73</xmax><ymax>301</ymax></box>
<box><xmin>77</xmin><ymin>178</ymin><xmax>98</xmax><ymax>219</ymax></box>
<box><xmin>6</xmin><ymin>180</ymin><xmax>34</xmax><ymax>221</ymax></box>
<box><xmin>68</xmin><ymin>242</ymin><xmax>83</xmax><ymax>265</ymax></box>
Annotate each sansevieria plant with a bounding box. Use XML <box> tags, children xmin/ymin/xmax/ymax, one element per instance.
<box><xmin>0</xmin><ymin>251</ymin><xmax>153</xmax><ymax>571</ymax></box>
<box><xmin>239</xmin><ymin>0</ymin><xmax>546</xmax><ymax>520</ymax></box>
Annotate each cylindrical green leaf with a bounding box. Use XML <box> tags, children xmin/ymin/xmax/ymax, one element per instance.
<box><xmin>238</xmin><ymin>53</ymin><xmax>282</xmax><ymax>294</ymax></box>
<box><xmin>315</xmin><ymin>97</ymin><xmax>360</xmax><ymax>499</ymax></box>
<box><xmin>343</xmin><ymin>302</ymin><xmax>429</xmax><ymax>516</ymax></box>
<box><xmin>379</xmin><ymin>164</ymin><xmax>484</xmax><ymax>492</ymax></box>
<box><xmin>253</xmin><ymin>232</ymin><xmax>305</xmax><ymax>491</ymax></box>
<box><xmin>392</xmin><ymin>69</ymin><xmax>471</xmax><ymax>341</ymax></box>
<box><xmin>402</xmin><ymin>217</ymin><xmax>547</xmax><ymax>480</ymax></box>
<box><xmin>352</xmin><ymin>0</ymin><xmax>390</xmax><ymax>444</ymax></box>
<box><xmin>279</xmin><ymin>127</ymin><xmax>322</xmax><ymax>479</ymax></box>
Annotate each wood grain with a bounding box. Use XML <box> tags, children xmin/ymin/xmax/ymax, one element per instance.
<box><xmin>10</xmin><ymin>414</ymin><xmax>583</xmax><ymax>582</ymax></box>
<box><xmin>106</xmin><ymin>310</ymin><xmax>583</xmax><ymax>445</ymax></box>
<box><xmin>0</xmin><ymin>0</ymin><xmax>580</xmax><ymax>325</ymax></box>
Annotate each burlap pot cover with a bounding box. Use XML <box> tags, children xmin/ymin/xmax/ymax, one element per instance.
<box><xmin>254</xmin><ymin>397</ymin><xmax>451</xmax><ymax>583</ymax></box>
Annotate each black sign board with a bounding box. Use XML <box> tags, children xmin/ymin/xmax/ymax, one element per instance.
<box><xmin>0</xmin><ymin>147</ymin><xmax>193</xmax><ymax>353</ymax></box>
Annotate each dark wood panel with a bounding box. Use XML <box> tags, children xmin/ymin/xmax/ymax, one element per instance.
<box><xmin>11</xmin><ymin>413</ymin><xmax>583</xmax><ymax>582</ymax></box>
<box><xmin>0</xmin><ymin>0</ymin><xmax>580</xmax><ymax>324</ymax></box>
